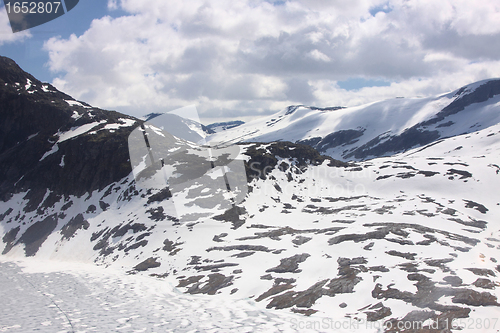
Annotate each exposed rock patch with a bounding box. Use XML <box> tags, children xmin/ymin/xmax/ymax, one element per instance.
<box><xmin>266</xmin><ymin>254</ymin><xmax>311</xmax><ymax>273</ymax></box>
<box><xmin>60</xmin><ymin>213</ymin><xmax>89</xmax><ymax>240</ymax></box>
<box><xmin>133</xmin><ymin>257</ymin><xmax>161</xmax><ymax>272</ymax></box>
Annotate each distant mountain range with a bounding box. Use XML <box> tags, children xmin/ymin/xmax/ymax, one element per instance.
<box><xmin>1</xmin><ymin>56</ymin><xmax>499</xmax><ymax>329</ymax></box>
<box><xmin>209</xmin><ymin>80</ymin><xmax>500</xmax><ymax>161</ymax></box>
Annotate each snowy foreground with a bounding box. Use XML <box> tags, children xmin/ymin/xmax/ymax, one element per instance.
<box><xmin>1</xmin><ymin>258</ymin><xmax>498</xmax><ymax>333</ymax></box>
<box><xmin>0</xmin><ymin>258</ymin><xmax>311</xmax><ymax>333</ymax></box>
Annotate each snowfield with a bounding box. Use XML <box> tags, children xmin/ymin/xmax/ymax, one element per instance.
<box><xmin>0</xmin><ymin>258</ymin><xmax>338</xmax><ymax>333</ymax></box>
<box><xmin>4</xmin><ymin>258</ymin><xmax>496</xmax><ymax>333</ymax></box>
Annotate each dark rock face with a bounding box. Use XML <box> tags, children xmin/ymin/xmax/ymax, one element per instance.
<box><xmin>266</xmin><ymin>253</ymin><xmax>311</xmax><ymax>273</ymax></box>
<box><xmin>60</xmin><ymin>213</ymin><xmax>90</xmax><ymax>240</ymax></box>
<box><xmin>463</xmin><ymin>200</ymin><xmax>489</xmax><ymax>214</ymax></box>
<box><xmin>244</xmin><ymin>141</ymin><xmax>349</xmax><ymax>181</ymax></box>
<box><xmin>0</xmin><ymin>56</ymin><xmax>140</xmax><ymax>202</ymax></box>
<box><xmin>186</xmin><ymin>273</ymin><xmax>234</xmax><ymax>295</ymax></box>
<box><xmin>1</xmin><ymin>225</ymin><xmax>20</xmax><ymax>254</ymax></box>
<box><xmin>16</xmin><ymin>214</ymin><xmax>58</xmax><ymax>256</ymax></box>
<box><xmin>133</xmin><ymin>257</ymin><xmax>161</xmax><ymax>271</ymax></box>
<box><xmin>298</xmin><ymin>129</ymin><xmax>364</xmax><ymax>152</ymax></box>
<box><xmin>266</xmin><ymin>279</ymin><xmax>328</xmax><ymax>310</ymax></box>
<box><xmin>344</xmin><ymin>127</ymin><xmax>440</xmax><ymax>160</ymax></box>
<box><xmin>206</xmin><ymin>120</ymin><xmax>244</xmax><ymax>132</ymax></box>
<box><xmin>284</xmin><ymin>105</ymin><xmax>344</xmax><ymax>115</ymax></box>
<box><xmin>424</xmin><ymin>80</ymin><xmax>500</xmax><ymax>125</ymax></box>
<box><xmin>263</xmin><ymin>256</ymin><xmax>366</xmax><ymax>312</ymax></box>
<box><xmin>212</xmin><ymin>206</ymin><xmax>247</xmax><ymax>229</ymax></box>
<box><xmin>365</xmin><ymin>302</ymin><xmax>392</xmax><ymax>321</ymax></box>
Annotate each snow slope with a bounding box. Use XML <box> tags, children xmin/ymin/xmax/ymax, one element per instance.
<box><xmin>1</xmin><ymin>258</ymin><xmax>317</xmax><ymax>333</ymax></box>
<box><xmin>209</xmin><ymin>79</ymin><xmax>500</xmax><ymax>161</ymax></box>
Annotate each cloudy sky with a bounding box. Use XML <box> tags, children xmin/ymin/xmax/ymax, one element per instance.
<box><xmin>1</xmin><ymin>0</ymin><xmax>500</xmax><ymax>122</ymax></box>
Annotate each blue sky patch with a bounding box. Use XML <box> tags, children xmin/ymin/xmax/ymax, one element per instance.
<box><xmin>369</xmin><ymin>3</ymin><xmax>393</xmax><ymax>16</ymax></box>
<box><xmin>337</xmin><ymin>78</ymin><xmax>391</xmax><ymax>91</ymax></box>
<box><xmin>0</xmin><ymin>0</ymin><xmax>127</xmax><ymax>83</ymax></box>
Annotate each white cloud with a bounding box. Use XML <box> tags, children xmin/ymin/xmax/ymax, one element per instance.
<box><xmin>308</xmin><ymin>49</ymin><xmax>331</xmax><ymax>62</ymax></box>
<box><xmin>43</xmin><ymin>0</ymin><xmax>500</xmax><ymax>122</ymax></box>
<box><xmin>0</xmin><ymin>8</ymin><xmax>31</xmax><ymax>45</ymax></box>
<box><xmin>107</xmin><ymin>0</ymin><xmax>119</xmax><ymax>10</ymax></box>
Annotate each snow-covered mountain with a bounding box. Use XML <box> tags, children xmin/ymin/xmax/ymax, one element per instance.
<box><xmin>1</xmin><ymin>56</ymin><xmax>499</xmax><ymax>332</ymax></box>
<box><xmin>208</xmin><ymin>81</ymin><xmax>500</xmax><ymax>161</ymax></box>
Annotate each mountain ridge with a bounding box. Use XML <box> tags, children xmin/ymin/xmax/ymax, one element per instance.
<box><xmin>208</xmin><ymin>79</ymin><xmax>500</xmax><ymax>161</ymax></box>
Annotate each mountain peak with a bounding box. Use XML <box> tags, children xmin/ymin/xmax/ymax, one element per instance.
<box><xmin>0</xmin><ymin>56</ymin><xmax>139</xmax><ymax>202</ymax></box>
<box><xmin>0</xmin><ymin>56</ymin><xmax>56</xmax><ymax>94</ymax></box>
<box><xmin>452</xmin><ymin>78</ymin><xmax>500</xmax><ymax>97</ymax></box>
<box><xmin>0</xmin><ymin>56</ymin><xmax>27</xmax><ymax>82</ymax></box>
